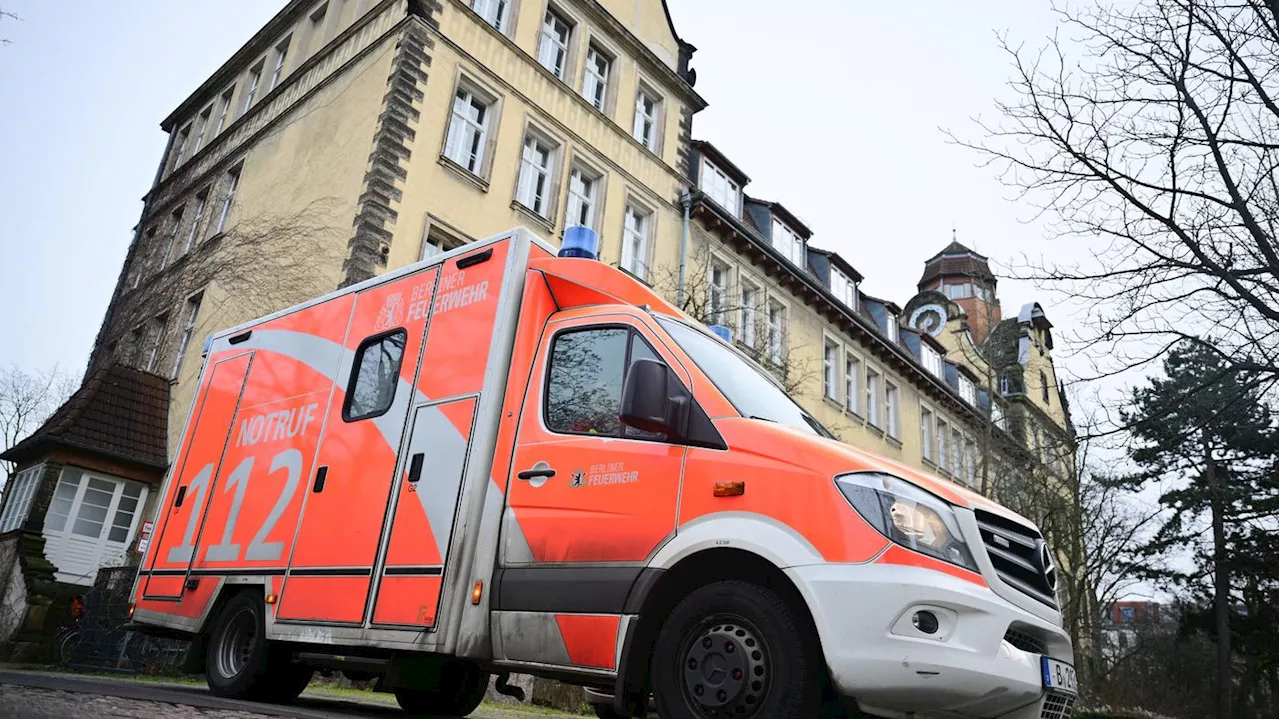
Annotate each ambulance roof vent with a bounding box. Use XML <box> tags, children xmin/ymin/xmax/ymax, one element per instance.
<box><xmin>560</xmin><ymin>225</ymin><xmax>599</xmax><ymax>260</ymax></box>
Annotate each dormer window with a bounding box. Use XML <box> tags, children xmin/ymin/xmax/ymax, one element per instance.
<box><xmin>921</xmin><ymin>345</ymin><xmax>943</xmax><ymax>378</ymax></box>
<box><xmin>886</xmin><ymin>316</ymin><xmax>899</xmax><ymax>343</ymax></box>
<box><xmin>830</xmin><ymin>268</ymin><xmax>857</xmax><ymax>308</ymax></box>
<box><xmin>771</xmin><ymin>219</ymin><xmax>804</xmax><ymax>265</ymax></box>
<box><xmin>699</xmin><ymin>158</ymin><xmax>739</xmax><ymax>214</ymax></box>
<box><xmin>959</xmin><ymin>375</ymin><xmax>976</xmax><ymax>404</ymax></box>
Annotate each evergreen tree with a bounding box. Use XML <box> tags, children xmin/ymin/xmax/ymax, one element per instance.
<box><xmin>1120</xmin><ymin>342</ymin><xmax>1278</xmax><ymax>717</ymax></box>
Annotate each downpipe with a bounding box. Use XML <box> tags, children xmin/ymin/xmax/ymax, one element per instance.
<box><xmin>678</xmin><ymin>189</ymin><xmax>692</xmax><ymax>309</ymax></box>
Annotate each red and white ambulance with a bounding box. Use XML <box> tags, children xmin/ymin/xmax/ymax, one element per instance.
<box><xmin>131</xmin><ymin>228</ymin><xmax>1076</xmax><ymax>718</ymax></box>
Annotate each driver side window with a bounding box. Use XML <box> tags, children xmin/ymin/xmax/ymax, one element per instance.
<box><xmin>544</xmin><ymin>326</ymin><xmax>666</xmax><ymax>439</ymax></box>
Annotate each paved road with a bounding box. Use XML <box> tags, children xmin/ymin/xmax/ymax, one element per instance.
<box><xmin>0</xmin><ymin>670</ymin><xmax>574</xmax><ymax>719</ymax></box>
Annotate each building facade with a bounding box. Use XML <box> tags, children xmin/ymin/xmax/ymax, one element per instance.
<box><xmin>1</xmin><ymin>0</ymin><xmax>1084</xmax><ymax>652</ymax></box>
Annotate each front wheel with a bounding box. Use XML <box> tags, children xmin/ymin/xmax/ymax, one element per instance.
<box><xmin>205</xmin><ymin>591</ymin><xmax>312</xmax><ymax>702</ymax></box>
<box><xmin>650</xmin><ymin>580</ymin><xmax>824</xmax><ymax>719</ymax></box>
<box><xmin>394</xmin><ymin>660</ymin><xmax>489</xmax><ymax>717</ymax></box>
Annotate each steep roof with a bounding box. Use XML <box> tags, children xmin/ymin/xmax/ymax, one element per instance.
<box><xmin>919</xmin><ymin>238</ymin><xmax>995</xmax><ymax>286</ymax></box>
<box><xmin>1</xmin><ymin>364</ymin><xmax>170</xmax><ymax>470</ymax></box>
<box><xmin>983</xmin><ymin>318</ymin><xmax>1021</xmax><ymax>370</ymax></box>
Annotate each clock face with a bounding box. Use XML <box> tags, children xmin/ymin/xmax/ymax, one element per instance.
<box><xmin>910</xmin><ymin>303</ymin><xmax>948</xmax><ymax>337</ymax></box>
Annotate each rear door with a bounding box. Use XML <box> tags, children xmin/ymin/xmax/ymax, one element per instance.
<box><xmin>143</xmin><ymin>351</ymin><xmax>253</xmax><ymax>599</ymax></box>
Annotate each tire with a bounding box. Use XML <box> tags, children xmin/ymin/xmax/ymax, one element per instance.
<box><xmin>650</xmin><ymin>580</ymin><xmax>823</xmax><ymax>719</ymax></box>
<box><xmin>205</xmin><ymin>591</ymin><xmax>312</xmax><ymax>703</ymax></box>
<box><xmin>51</xmin><ymin>628</ymin><xmax>80</xmax><ymax>666</ymax></box>
<box><xmin>394</xmin><ymin>660</ymin><xmax>489</xmax><ymax>717</ymax></box>
<box><xmin>593</xmin><ymin>704</ymin><xmax>634</xmax><ymax>719</ymax></box>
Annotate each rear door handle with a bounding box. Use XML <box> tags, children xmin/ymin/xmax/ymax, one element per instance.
<box><xmin>517</xmin><ymin>467</ymin><xmax>556</xmax><ymax>480</ymax></box>
<box><xmin>407</xmin><ymin>453</ymin><xmax>424</xmax><ymax>483</ymax></box>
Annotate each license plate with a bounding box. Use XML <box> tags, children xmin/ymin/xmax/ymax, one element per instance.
<box><xmin>1041</xmin><ymin>657</ymin><xmax>1077</xmax><ymax>695</ymax></box>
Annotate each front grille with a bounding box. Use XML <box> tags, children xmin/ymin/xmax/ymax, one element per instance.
<box><xmin>1040</xmin><ymin>692</ymin><xmax>1075</xmax><ymax>719</ymax></box>
<box><xmin>974</xmin><ymin>509</ymin><xmax>1057</xmax><ymax>607</ymax></box>
<box><xmin>1004</xmin><ymin>626</ymin><xmax>1048</xmax><ymax>655</ymax></box>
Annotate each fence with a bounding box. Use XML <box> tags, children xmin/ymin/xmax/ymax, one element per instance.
<box><xmin>63</xmin><ymin>565</ymin><xmax>189</xmax><ymax>674</ymax></box>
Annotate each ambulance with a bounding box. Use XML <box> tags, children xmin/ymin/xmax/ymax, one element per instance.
<box><xmin>130</xmin><ymin>227</ymin><xmax>1077</xmax><ymax>718</ymax></box>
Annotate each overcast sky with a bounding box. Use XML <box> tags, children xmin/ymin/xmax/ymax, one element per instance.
<box><xmin>0</xmin><ymin>0</ymin><xmax>1085</xmax><ymax>378</ymax></box>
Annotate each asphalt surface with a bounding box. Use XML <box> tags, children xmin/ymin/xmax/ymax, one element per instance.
<box><xmin>0</xmin><ymin>670</ymin><xmax>574</xmax><ymax>719</ymax></box>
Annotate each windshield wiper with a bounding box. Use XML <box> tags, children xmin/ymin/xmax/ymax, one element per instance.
<box><xmin>749</xmin><ymin>415</ymin><xmax>777</xmax><ymax>423</ymax></box>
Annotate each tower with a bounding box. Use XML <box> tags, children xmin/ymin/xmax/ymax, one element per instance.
<box><xmin>915</xmin><ymin>235</ymin><xmax>1000</xmax><ymax>343</ymax></box>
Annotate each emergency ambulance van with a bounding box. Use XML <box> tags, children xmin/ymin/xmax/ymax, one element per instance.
<box><xmin>130</xmin><ymin>227</ymin><xmax>1077</xmax><ymax>718</ymax></box>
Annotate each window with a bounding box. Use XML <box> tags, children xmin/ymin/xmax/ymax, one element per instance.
<box><xmin>306</xmin><ymin>3</ymin><xmax>329</xmax><ymax>53</ymax></box>
<box><xmin>964</xmin><ymin>439</ymin><xmax>978</xmax><ymax>486</ymax></box>
<box><xmin>215</xmin><ymin>165</ymin><xmax>241</xmax><ymax>234</ymax></box>
<box><xmin>823</xmin><ymin>340</ymin><xmax>839</xmax><ymax>401</ymax></box>
<box><xmin>420</xmin><ymin>223</ymin><xmax>469</xmax><ymax>260</ymax></box>
<box><xmin>445</xmin><ymin>85</ymin><xmax>492</xmax><ymax>175</ymax></box>
<box><xmin>952</xmin><ymin>427</ymin><xmax>963</xmax><ymax>476</ymax></box>
<box><xmin>213</xmin><ymin>86</ymin><xmax>235</xmax><ymax>136</ymax></box>
<box><xmin>772</xmin><ymin>219</ymin><xmax>805</xmax><ymax>265</ymax></box>
<box><xmin>1041</xmin><ymin>370</ymin><xmax>1051</xmax><ymax>404</ymax></box>
<box><xmin>886</xmin><ymin>316</ymin><xmax>899</xmax><ymax>343</ymax></box>
<box><xmin>620</xmin><ymin>204</ymin><xmax>651</xmax><ymax>279</ymax></box>
<box><xmin>708</xmin><ymin>259</ymin><xmax>729</xmax><ymax>325</ymax></box>
<box><xmin>564</xmin><ymin>165</ymin><xmax>599</xmax><ymax>229</ymax></box>
<box><xmin>184</xmin><ymin>189</ymin><xmax>209</xmax><ymax>253</ymax></box>
<box><xmin>739</xmin><ymin>278</ymin><xmax>759</xmax><ymax>347</ymax></box>
<box><xmin>172</xmin><ymin>124</ymin><xmax>192</xmax><ymax>168</ymax></box>
<box><xmin>700</xmin><ymin>158</ymin><xmax>740</xmax><ymax>215</ymax></box>
<box><xmin>158</xmin><ymin>208</ymin><xmax>183</xmax><ymax>269</ymax></box>
<box><xmin>172</xmin><ymin>293</ymin><xmax>203</xmax><ymax>379</ymax></box>
<box><xmin>921</xmin><ymin>345</ymin><xmax>943</xmax><ymax>378</ymax></box>
<box><xmin>633</xmin><ymin>88</ymin><xmax>659</xmax><ymax>151</ymax></box>
<box><xmin>41</xmin><ymin>468</ymin><xmax>148</xmax><ymax>586</ymax></box>
<box><xmin>845</xmin><ymin>353</ymin><xmax>861</xmax><ymax>414</ymax></box>
<box><xmin>345</xmin><ymin>330</ymin><xmax>407</xmax><ymax>420</ymax></box>
<box><xmin>944</xmin><ymin>283</ymin><xmax>973</xmax><ymax>300</ymax></box>
<box><xmin>516</xmin><ymin>133</ymin><xmax>555</xmax><ymax>217</ymax></box>
<box><xmin>473</xmin><ymin>0</ymin><xmax>510</xmax><ymax>32</ymax></box>
<box><xmin>545</xmin><ymin>328</ymin><xmax>666</xmax><ymax>437</ymax></box>
<box><xmin>538</xmin><ymin>9</ymin><xmax>571</xmax><ymax>78</ymax></box>
<box><xmin>992</xmin><ymin>401</ymin><xmax>1006</xmax><ymax>430</ymax></box>
<box><xmin>830</xmin><ymin>268</ymin><xmax>857</xmax><ymax>308</ymax></box>
<box><xmin>269</xmin><ymin>36</ymin><xmax>291</xmax><ymax>91</ymax></box>
<box><xmin>921</xmin><ymin>407</ymin><xmax>935</xmax><ymax>461</ymax></box>
<box><xmin>0</xmin><ymin>465</ymin><xmax>42</xmax><ymax>532</ymax></box>
<box><xmin>885</xmin><ymin>381</ymin><xmax>899</xmax><ymax>438</ymax></box>
<box><xmin>937</xmin><ymin>418</ymin><xmax>949</xmax><ymax>473</ymax></box>
<box><xmin>190</xmin><ymin>107</ymin><xmax>212</xmax><ymax>158</ymax></box>
<box><xmin>766</xmin><ymin>300</ymin><xmax>786</xmax><ymax>365</ymax></box>
<box><xmin>581</xmin><ymin>44</ymin><xmax>611</xmax><ymax>111</ymax></box>
<box><xmin>144</xmin><ymin>313</ymin><xmax>168</xmax><ymax>373</ymax></box>
<box><xmin>959</xmin><ymin>375</ymin><xmax>976</xmax><ymax>405</ymax></box>
<box><xmin>241</xmin><ymin>63</ymin><xmax>263</xmax><ymax>115</ymax></box>
<box><xmin>866</xmin><ymin>368</ymin><xmax>881</xmax><ymax>427</ymax></box>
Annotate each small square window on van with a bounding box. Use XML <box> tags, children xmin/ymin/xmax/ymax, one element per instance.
<box><xmin>344</xmin><ymin>330</ymin><xmax>407</xmax><ymax>421</ymax></box>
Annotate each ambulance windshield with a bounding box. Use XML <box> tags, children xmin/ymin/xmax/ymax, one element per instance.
<box><xmin>657</xmin><ymin>318</ymin><xmax>833</xmax><ymax>438</ymax></box>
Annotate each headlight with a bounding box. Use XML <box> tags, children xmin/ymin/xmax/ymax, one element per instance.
<box><xmin>836</xmin><ymin>472</ymin><xmax>978</xmax><ymax>572</ymax></box>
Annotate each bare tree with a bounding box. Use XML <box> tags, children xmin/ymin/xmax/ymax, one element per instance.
<box><xmin>0</xmin><ymin>9</ymin><xmax>18</xmax><ymax>46</ymax></box>
<box><xmin>647</xmin><ymin>242</ymin><xmax>820</xmax><ymax>398</ymax></box>
<box><xmin>951</xmin><ymin>0</ymin><xmax>1278</xmax><ymax>403</ymax></box>
<box><xmin>97</xmin><ymin>197</ymin><xmax>348</xmax><ymax>374</ymax></box>
<box><xmin>0</xmin><ymin>364</ymin><xmax>78</xmax><ymax>484</ymax></box>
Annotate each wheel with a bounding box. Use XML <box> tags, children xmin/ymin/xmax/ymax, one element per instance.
<box><xmin>650</xmin><ymin>580</ymin><xmax>823</xmax><ymax>719</ymax></box>
<box><xmin>594</xmin><ymin>704</ymin><xmax>633</xmax><ymax>719</ymax></box>
<box><xmin>205</xmin><ymin>591</ymin><xmax>312</xmax><ymax>702</ymax></box>
<box><xmin>51</xmin><ymin>628</ymin><xmax>80</xmax><ymax>666</ymax></box>
<box><xmin>394</xmin><ymin>660</ymin><xmax>489</xmax><ymax>716</ymax></box>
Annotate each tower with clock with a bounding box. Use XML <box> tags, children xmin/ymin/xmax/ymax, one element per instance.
<box><xmin>904</xmin><ymin>235</ymin><xmax>1001</xmax><ymax>344</ymax></box>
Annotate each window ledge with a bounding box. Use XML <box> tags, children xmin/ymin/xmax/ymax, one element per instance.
<box><xmin>511</xmin><ymin>200</ymin><xmax>555</xmax><ymax>233</ymax></box>
<box><xmin>822</xmin><ymin>396</ymin><xmax>843</xmax><ymax>412</ymax></box>
<box><xmin>439</xmin><ymin>155</ymin><xmax>490</xmax><ymax>192</ymax></box>
<box><xmin>865</xmin><ymin>422</ymin><xmax>884</xmax><ymax>437</ymax></box>
<box><xmin>844</xmin><ymin>409</ymin><xmax>865</xmax><ymax>424</ymax></box>
<box><xmin>885</xmin><ymin>434</ymin><xmax>903</xmax><ymax>449</ymax></box>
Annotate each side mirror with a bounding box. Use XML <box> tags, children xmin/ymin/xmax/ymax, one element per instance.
<box><xmin>620</xmin><ymin>358</ymin><xmax>689</xmax><ymax>439</ymax></box>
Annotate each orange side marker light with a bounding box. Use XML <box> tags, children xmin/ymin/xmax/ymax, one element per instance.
<box><xmin>471</xmin><ymin>580</ymin><xmax>484</xmax><ymax>605</ymax></box>
<box><xmin>265</xmin><ymin>594</ymin><xmax>278</xmax><ymax>605</ymax></box>
<box><xmin>714</xmin><ymin>481</ymin><xmax>745</xmax><ymax>497</ymax></box>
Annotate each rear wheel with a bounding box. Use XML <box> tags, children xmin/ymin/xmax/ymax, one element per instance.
<box><xmin>650</xmin><ymin>580</ymin><xmax>823</xmax><ymax>719</ymax></box>
<box><xmin>394</xmin><ymin>660</ymin><xmax>489</xmax><ymax>717</ymax></box>
<box><xmin>205</xmin><ymin>591</ymin><xmax>312</xmax><ymax>702</ymax></box>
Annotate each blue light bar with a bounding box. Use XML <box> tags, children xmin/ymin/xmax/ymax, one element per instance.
<box><xmin>559</xmin><ymin>225</ymin><xmax>599</xmax><ymax>259</ymax></box>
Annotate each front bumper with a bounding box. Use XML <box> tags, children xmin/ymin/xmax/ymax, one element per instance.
<box><xmin>786</xmin><ymin>562</ymin><xmax>1075</xmax><ymax>719</ymax></box>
